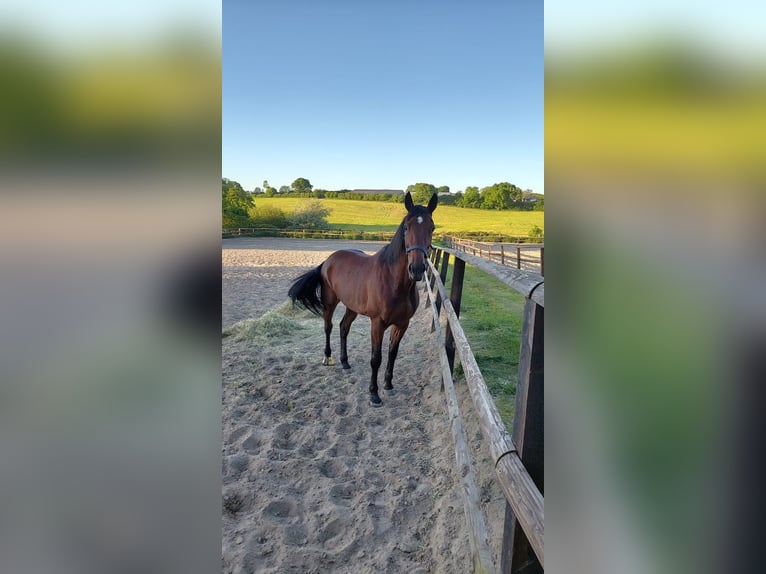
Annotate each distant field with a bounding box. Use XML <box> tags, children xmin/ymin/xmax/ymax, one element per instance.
<box><xmin>253</xmin><ymin>197</ymin><xmax>544</xmax><ymax>237</ymax></box>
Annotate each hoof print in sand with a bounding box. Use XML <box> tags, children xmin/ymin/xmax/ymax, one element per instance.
<box><xmin>318</xmin><ymin>458</ymin><xmax>346</xmax><ymax>479</ymax></box>
<box><xmin>241</xmin><ymin>432</ymin><xmax>262</xmax><ymax>454</ymax></box>
<box><xmin>270</xmin><ymin>422</ymin><xmax>299</xmax><ymax>450</ymax></box>
<box><xmin>263</xmin><ymin>499</ymin><xmax>299</xmax><ymax>522</ymax></box>
<box><xmin>329</xmin><ymin>482</ymin><xmax>355</xmax><ymax>505</ymax></box>
<box><xmin>283</xmin><ymin>524</ymin><xmax>308</xmax><ymax>546</ymax></box>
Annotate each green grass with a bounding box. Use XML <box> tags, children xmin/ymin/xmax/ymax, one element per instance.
<box><xmin>253</xmin><ymin>197</ymin><xmax>544</xmax><ymax>237</ymax></box>
<box><xmin>443</xmin><ymin>262</ymin><xmax>527</xmax><ymax>431</ymax></box>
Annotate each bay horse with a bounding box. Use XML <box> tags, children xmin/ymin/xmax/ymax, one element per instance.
<box><xmin>288</xmin><ymin>191</ymin><xmax>438</xmax><ymax>406</ymax></box>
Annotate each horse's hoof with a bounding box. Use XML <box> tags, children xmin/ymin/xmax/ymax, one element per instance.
<box><xmin>384</xmin><ymin>388</ymin><xmax>397</xmax><ymax>397</ymax></box>
<box><xmin>322</xmin><ymin>356</ymin><xmax>335</xmax><ymax>366</ymax></box>
<box><xmin>370</xmin><ymin>394</ymin><xmax>383</xmax><ymax>407</ymax></box>
<box><xmin>341</xmin><ymin>362</ymin><xmax>351</xmax><ymax>370</ymax></box>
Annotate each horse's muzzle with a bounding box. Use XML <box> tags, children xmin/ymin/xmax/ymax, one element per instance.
<box><xmin>406</xmin><ymin>245</ymin><xmax>429</xmax><ymax>282</ymax></box>
<box><xmin>408</xmin><ymin>263</ymin><xmax>426</xmax><ymax>282</ymax></box>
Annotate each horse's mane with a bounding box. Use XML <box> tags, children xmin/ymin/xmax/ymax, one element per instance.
<box><xmin>378</xmin><ymin>205</ymin><xmax>429</xmax><ymax>266</ymax></box>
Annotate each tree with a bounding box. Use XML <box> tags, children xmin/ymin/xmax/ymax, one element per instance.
<box><xmin>248</xmin><ymin>205</ymin><xmax>288</xmax><ymax>228</ymax></box>
<box><xmin>457</xmin><ymin>186</ymin><xmax>482</xmax><ymax>208</ymax></box>
<box><xmin>288</xmin><ymin>200</ymin><xmax>330</xmax><ymax>229</ymax></box>
<box><xmin>529</xmin><ymin>225</ymin><xmax>544</xmax><ymax>239</ymax></box>
<box><xmin>438</xmin><ymin>193</ymin><xmax>457</xmax><ymax>205</ymax></box>
<box><xmin>406</xmin><ymin>182</ymin><xmax>437</xmax><ymax>204</ymax></box>
<box><xmin>292</xmin><ymin>177</ymin><xmax>313</xmax><ymax>194</ymax></box>
<box><xmin>480</xmin><ymin>182</ymin><xmax>523</xmax><ymax>210</ymax></box>
<box><xmin>222</xmin><ymin>177</ymin><xmax>244</xmax><ymax>193</ymax></box>
<box><xmin>480</xmin><ymin>183</ymin><xmax>510</xmax><ymax>210</ymax></box>
<box><xmin>222</xmin><ymin>182</ymin><xmax>255</xmax><ymax>227</ymax></box>
<box><xmin>437</xmin><ymin>185</ymin><xmax>450</xmax><ymax>194</ymax></box>
<box><xmin>279</xmin><ymin>185</ymin><xmax>290</xmax><ymax>194</ymax></box>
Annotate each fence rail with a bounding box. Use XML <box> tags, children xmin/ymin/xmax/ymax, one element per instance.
<box><xmin>222</xmin><ymin>228</ymin><xmax>396</xmax><ymax>241</ymax></box>
<box><xmin>426</xmin><ymin>246</ymin><xmax>544</xmax><ymax>572</ymax></box>
<box><xmin>442</xmin><ymin>236</ymin><xmax>544</xmax><ymax>276</ymax></box>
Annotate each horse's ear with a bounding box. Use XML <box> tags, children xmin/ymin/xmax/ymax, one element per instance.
<box><xmin>404</xmin><ymin>191</ymin><xmax>414</xmax><ymax>212</ymax></box>
<box><xmin>427</xmin><ymin>193</ymin><xmax>438</xmax><ymax>213</ymax></box>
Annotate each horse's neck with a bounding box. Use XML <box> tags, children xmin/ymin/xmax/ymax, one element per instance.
<box><xmin>385</xmin><ymin>253</ymin><xmax>413</xmax><ymax>290</ymax></box>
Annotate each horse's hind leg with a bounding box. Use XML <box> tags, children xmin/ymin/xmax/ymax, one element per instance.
<box><xmin>339</xmin><ymin>308</ymin><xmax>358</xmax><ymax>370</ymax></box>
<box><xmin>322</xmin><ymin>301</ymin><xmax>338</xmax><ymax>366</ymax></box>
<box><xmin>383</xmin><ymin>321</ymin><xmax>409</xmax><ymax>396</ymax></box>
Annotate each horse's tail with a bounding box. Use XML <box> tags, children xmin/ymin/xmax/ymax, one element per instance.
<box><xmin>288</xmin><ymin>264</ymin><xmax>324</xmax><ymax>316</ymax></box>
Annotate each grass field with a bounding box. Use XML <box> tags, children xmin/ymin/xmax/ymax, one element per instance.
<box><xmin>443</xmin><ymin>262</ymin><xmax>526</xmax><ymax>430</ymax></box>
<box><xmin>253</xmin><ymin>197</ymin><xmax>544</xmax><ymax>237</ymax></box>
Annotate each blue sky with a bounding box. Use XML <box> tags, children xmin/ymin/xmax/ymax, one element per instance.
<box><xmin>223</xmin><ymin>1</ymin><xmax>543</xmax><ymax>193</ymax></box>
<box><xmin>1</xmin><ymin>0</ymin><xmax>219</xmax><ymax>53</ymax></box>
<box><xmin>545</xmin><ymin>1</ymin><xmax>766</xmax><ymax>62</ymax></box>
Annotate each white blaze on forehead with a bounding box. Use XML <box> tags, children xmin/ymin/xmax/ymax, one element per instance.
<box><xmin>417</xmin><ymin>216</ymin><xmax>423</xmax><ymax>224</ymax></box>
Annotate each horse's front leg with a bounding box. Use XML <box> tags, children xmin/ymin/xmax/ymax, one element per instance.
<box><xmin>368</xmin><ymin>319</ymin><xmax>386</xmax><ymax>406</ymax></box>
<box><xmin>383</xmin><ymin>322</ymin><xmax>409</xmax><ymax>396</ymax></box>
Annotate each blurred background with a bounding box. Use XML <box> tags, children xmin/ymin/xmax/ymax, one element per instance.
<box><xmin>0</xmin><ymin>1</ymin><xmax>221</xmax><ymax>573</ymax></box>
<box><xmin>546</xmin><ymin>1</ymin><xmax>765</xmax><ymax>573</ymax></box>
<box><xmin>2</xmin><ymin>1</ymin><xmax>765</xmax><ymax>573</ymax></box>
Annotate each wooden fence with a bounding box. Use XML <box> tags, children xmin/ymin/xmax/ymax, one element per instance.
<box><xmin>442</xmin><ymin>236</ymin><xmax>544</xmax><ymax>276</ymax></box>
<box><xmin>222</xmin><ymin>228</ymin><xmax>396</xmax><ymax>241</ymax></box>
<box><xmin>424</xmin><ymin>246</ymin><xmax>544</xmax><ymax>573</ymax></box>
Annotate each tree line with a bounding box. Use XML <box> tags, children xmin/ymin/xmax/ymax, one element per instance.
<box><xmin>223</xmin><ymin>176</ymin><xmax>543</xmax><ymax>227</ymax></box>
<box><xmin>251</xmin><ymin>177</ymin><xmax>543</xmax><ymax>209</ymax></box>
<box><xmin>223</xmin><ymin>178</ymin><xmax>331</xmax><ymax>229</ymax></box>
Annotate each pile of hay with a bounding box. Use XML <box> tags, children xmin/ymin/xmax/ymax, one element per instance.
<box><xmin>222</xmin><ymin>302</ymin><xmax>316</xmax><ymax>344</ymax></box>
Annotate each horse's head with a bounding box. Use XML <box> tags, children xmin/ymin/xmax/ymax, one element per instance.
<box><xmin>403</xmin><ymin>191</ymin><xmax>438</xmax><ymax>282</ymax></box>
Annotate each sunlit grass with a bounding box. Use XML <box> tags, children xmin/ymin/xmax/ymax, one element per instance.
<box><xmin>253</xmin><ymin>198</ymin><xmax>544</xmax><ymax>237</ymax></box>
<box><xmin>443</xmin><ymin>262</ymin><xmax>527</xmax><ymax>431</ymax></box>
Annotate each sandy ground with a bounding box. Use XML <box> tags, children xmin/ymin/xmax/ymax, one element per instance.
<box><xmin>222</xmin><ymin>238</ymin><xmax>506</xmax><ymax>573</ymax></box>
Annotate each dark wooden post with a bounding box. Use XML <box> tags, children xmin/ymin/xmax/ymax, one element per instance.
<box><xmin>428</xmin><ymin>250</ymin><xmax>443</xmax><ymax>320</ymax></box>
<box><xmin>435</xmin><ymin>251</ymin><xmax>451</xmax><ymax>318</ymax></box>
<box><xmin>501</xmin><ymin>245</ymin><xmax>505</xmax><ymax>266</ymax></box>
<box><xmin>501</xmin><ymin>299</ymin><xmax>544</xmax><ymax>574</ymax></box>
<box><xmin>516</xmin><ymin>247</ymin><xmax>521</xmax><ymax>270</ymax></box>
<box><xmin>444</xmin><ymin>257</ymin><xmax>466</xmax><ymax>375</ymax></box>
<box><xmin>433</xmin><ymin>248</ymin><xmax>442</xmax><ymax>268</ymax></box>
<box><xmin>440</xmin><ymin>251</ymin><xmax>450</xmax><ymax>282</ymax></box>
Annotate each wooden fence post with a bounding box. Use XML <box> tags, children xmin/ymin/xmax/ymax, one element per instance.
<box><xmin>501</xmin><ymin>298</ymin><xmax>544</xmax><ymax>574</ymax></box>
<box><xmin>501</xmin><ymin>245</ymin><xmax>505</xmax><ymax>266</ymax></box>
<box><xmin>429</xmin><ymin>250</ymin><xmax>443</xmax><ymax>322</ymax></box>
<box><xmin>436</xmin><ymin>251</ymin><xmax>451</xmax><ymax>318</ymax></box>
<box><xmin>516</xmin><ymin>247</ymin><xmax>521</xmax><ymax>270</ymax></box>
<box><xmin>445</xmin><ymin>257</ymin><xmax>466</xmax><ymax>375</ymax></box>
